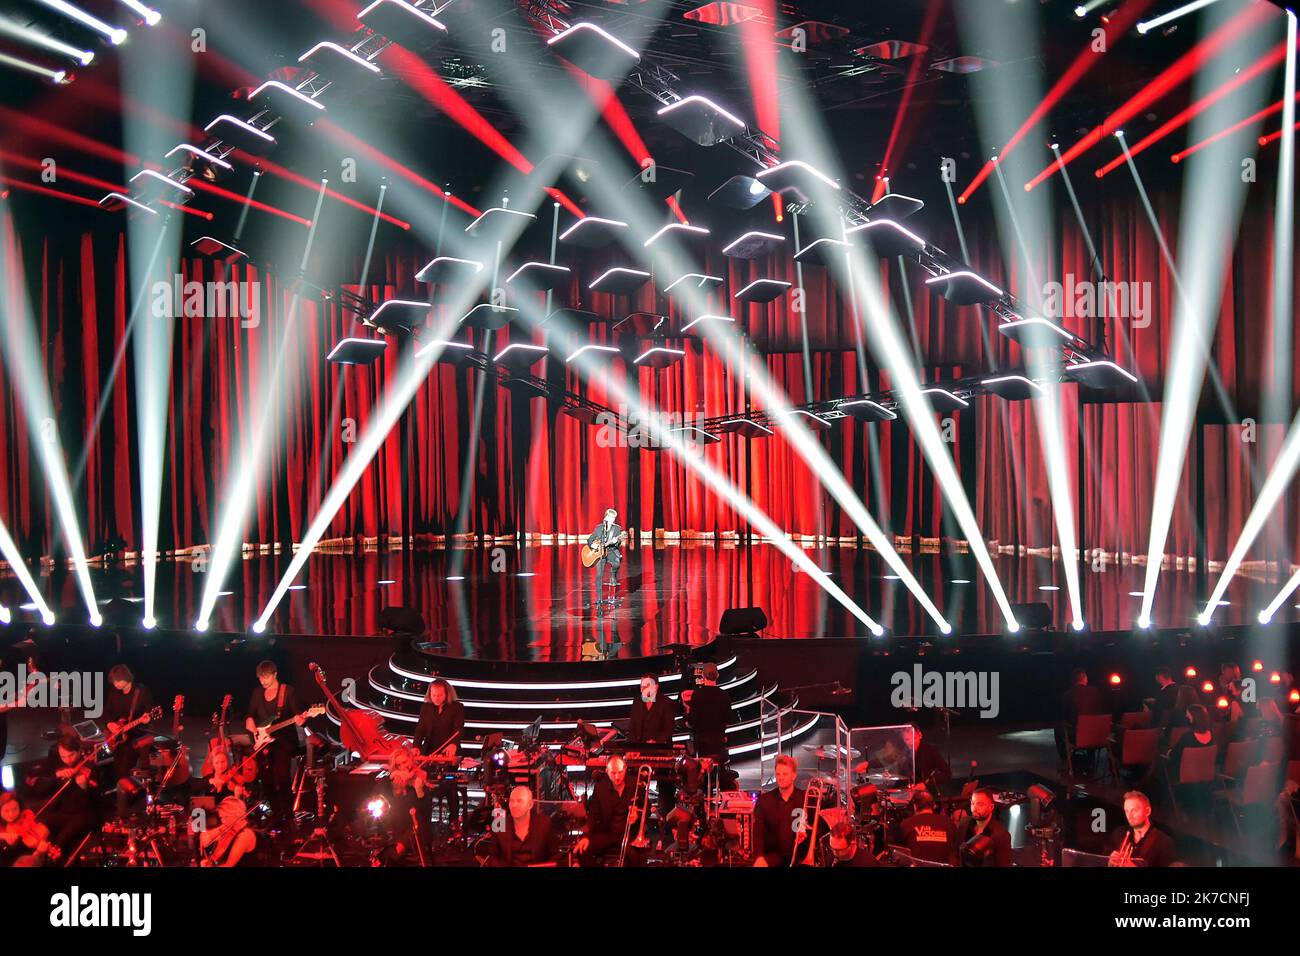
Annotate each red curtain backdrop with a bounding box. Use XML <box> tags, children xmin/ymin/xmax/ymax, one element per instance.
<box><xmin>1</xmin><ymin>192</ymin><xmax>1297</xmax><ymax>568</ymax></box>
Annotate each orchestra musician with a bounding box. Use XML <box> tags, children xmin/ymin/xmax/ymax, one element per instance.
<box><xmin>412</xmin><ymin>678</ymin><xmax>466</xmax><ymax>832</ymax></box>
<box><xmin>0</xmin><ymin>792</ymin><xmax>56</xmax><ymax>867</ymax></box>
<box><xmin>896</xmin><ymin>790</ymin><xmax>958</xmax><ymax>865</ymax></box>
<box><xmin>683</xmin><ymin>663</ymin><xmax>731</xmax><ymax>779</ymax></box>
<box><xmin>245</xmin><ymin>661</ymin><xmax>304</xmax><ymax>836</ymax></box>
<box><xmin>387</xmin><ymin>742</ymin><xmax>431</xmax><ymax>850</ymax></box>
<box><xmin>753</xmin><ymin>754</ymin><xmax>806</xmax><ymax>867</ymax></box>
<box><xmin>103</xmin><ymin>664</ymin><xmax>156</xmax><ymax>818</ymax></box>
<box><xmin>1108</xmin><ymin>790</ymin><xmax>1177</xmax><ymax>867</ymax></box>
<box><xmin>828</xmin><ymin>820</ymin><xmax>881</xmax><ymax>867</ymax></box>
<box><xmin>575</xmin><ymin>754</ymin><xmax>645</xmax><ymax>866</ymax></box>
<box><xmin>199</xmin><ymin>796</ymin><xmax>257</xmax><ymax>867</ymax></box>
<box><xmin>629</xmin><ymin>673</ymin><xmax>678</xmax><ymax>822</ymax></box>
<box><xmin>25</xmin><ymin>730</ymin><xmax>99</xmax><ymax>853</ymax></box>
<box><xmin>586</xmin><ymin>508</ymin><xmax>625</xmax><ymax>606</ymax></box>
<box><xmin>482</xmin><ymin>786</ymin><xmax>559</xmax><ymax>867</ymax></box>
<box><xmin>199</xmin><ymin>749</ymin><xmax>252</xmax><ymax>802</ymax></box>
<box><xmin>955</xmin><ymin>788</ymin><xmax>1012</xmax><ymax>867</ymax></box>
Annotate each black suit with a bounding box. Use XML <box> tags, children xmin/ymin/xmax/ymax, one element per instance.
<box><xmin>685</xmin><ymin>683</ymin><xmax>730</xmax><ymax>762</ymax></box>
<box><xmin>587</xmin><ymin>521</ymin><xmax>625</xmax><ymax>599</ymax></box>
<box><xmin>484</xmin><ymin>810</ymin><xmax>560</xmax><ymax>867</ymax></box>
<box><xmin>1057</xmin><ymin>683</ymin><xmax>1109</xmax><ymax>758</ymax></box>
<box><xmin>629</xmin><ymin>695</ymin><xmax>677</xmax><ymax>745</ymax></box>
<box><xmin>1110</xmin><ymin>824</ymin><xmax>1177</xmax><ymax>867</ymax></box>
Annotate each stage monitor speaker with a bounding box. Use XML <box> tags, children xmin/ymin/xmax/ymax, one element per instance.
<box><xmin>719</xmin><ymin>607</ymin><xmax>768</xmax><ymax>635</ymax></box>
<box><xmin>1010</xmin><ymin>602</ymin><xmax>1052</xmax><ymax>631</ymax></box>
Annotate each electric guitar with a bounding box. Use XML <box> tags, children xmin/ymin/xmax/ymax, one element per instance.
<box><xmin>250</xmin><ymin>705</ymin><xmax>325</xmax><ymax>754</ymax></box>
<box><xmin>103</xmin><ymin>706</ymin><xmax>164</xmax><ymax>752</ymax></box>
<box><xmin>580</xmin><ymin>529</ymin><xmax>627</xmax><ymax>568</ymax></box>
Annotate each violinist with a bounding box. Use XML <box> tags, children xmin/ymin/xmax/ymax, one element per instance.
<box><xmin>200</xmin><ymin>749</ymin><xmax>254</xmax><ymax>802</ymax></box>
<box><xmin>198</xmin><ymin>796</ymin><xmax>257</xmax><ymax>867</ymax></box>
<box><xmin>387</xmin><ymin>743</ymin><xmax>431</xmax><ymax>851</ymax></box>
<box><xmin>26</xmin><ymin>730</ymin><xmax>100</xmax><ymax>852</ymax></box>
<box><xmin>0</xmin><ymin>792</ymin><xmax>57</xmax><ymax>867</ymax></box>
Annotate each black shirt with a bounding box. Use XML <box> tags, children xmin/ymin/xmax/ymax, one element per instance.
<box><xmin>898</xmin><ymin>809</ymin><xmax>958</xmax><ymax>864</ymax></box>
<box><xmin>832</xmin><ymin>845</ymin><xmax>881</xmax><ymax>867</ymax></box>
<box><xmin>753</xmin><ymin>786</ymin><xmax>805</xmax><ymax>865</ymax></box>
<box><xmin>247</xmin><ymin>684</ymin><xmax>301</xmax><ymax>747</ymax></box>
<box><xmin>1063</xmin><ymin>684</ymin><xmax>1108</xmax><ymax>724</ymax></box>
<box><xmin>915</xmin><ymin>741</ymin><xmax>952</xmax><ymax>791</ymax></box>
<box><xmin>485</xmin><ymin>810</ymin><xmax>559</xmax><ymax>867</ymax></box>
<box><xmin>104</xmin><ymin>683</ymin><xmax>154</xmax><ymax>729</ymax></box>
<box><xmin>629</xmin><ymin>695</ymin><xmax>677</xmax><ymax>744</ymax></box>
<box><xmin>957</xmin><ymin>815</ymin><xmax>1013</xmax><ymax>867</ymax></box>
<box><xmin>1110</xmin><ymin>824</ymin><xmax>1177</xmax><ymax>867</ymax></box>
<box><xmin>585</xmin><ymin>775</ymin><xmax>639</xmax><ymax>840</ymax></box>
<box><xmin>413</xmin><ymin>698</ymin><xmax>466</xmax><ymax>755</ymax></box>
<box><xmin>685</xmin><ymin>683</ymin><xmax>730</xmax><ymax>756</ymax></box>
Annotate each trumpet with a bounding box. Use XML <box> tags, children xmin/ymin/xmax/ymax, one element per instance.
<box><xmin>617</xmin><ymin>765</ymin><xmax>652</xmax><ymax>867</ymax></box>
<box><xmin>792</xmin><ymin>777</ymin><xmax>827</xmax><ymax>867</ymax></box>
<box><xmin>1109</xmin><ymin>831</ymin><xmax>1134</xmax><ymax>867</ymax></box>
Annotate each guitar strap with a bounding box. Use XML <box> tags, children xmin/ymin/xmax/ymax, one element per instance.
<box><xmin>128</xmin><ymin>688</ymin><xmax>140</xmax><ymax>724</ymax></box>
<box><xmin>276</xmin><ymin>684</ymin><xmax>286</xmax><ymax>720</ymax></box>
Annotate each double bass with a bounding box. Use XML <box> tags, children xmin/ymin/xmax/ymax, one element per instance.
<box><xmin>309</xmin><ymin>663</ymin><xmax>401</xmax><ymax>760</ymax></box>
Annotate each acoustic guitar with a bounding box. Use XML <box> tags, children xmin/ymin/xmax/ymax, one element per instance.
<box><xmin>580</xmin><ymin>530</ymin><xmax>626</xmax><ymax>568</ymax></box>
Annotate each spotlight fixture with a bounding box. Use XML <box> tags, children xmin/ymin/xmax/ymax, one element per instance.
<box><xmin>203</xmin><ymin>115</ymin><xmax>277</xmax><ymax>153</ymax></box>
<box><xmin>924</xmin><ymin>271</ymin><xmax>1004</xmax><ymax>306</ymax></box>
<box><xmin>721</xmin><ymin>231</ymin><xmax>785</xmax><ymax>259</ymax></box>
<box><xmin>129</xmin><ymin>169</ymin><xmax>193</xmax><ymax>201</ymax></box>
<box><xmin>846</xmin><ymin>219</ymin><xmax>926</xmax><ymax>257</ymax></box>
<box><xmin>546</xmin><ymin>22</ymin><xmax>640</xmax><ymax>80</ymax></box>
<box><xmin>415</xmin><ymin>339</ymin><xmax>475</xmax><ymax>364</ymax></box>
<box><xmin>643</xmin><ymin>223</ymin><xmax>710</xmax><ymax>249</ymax></box>
<box><xmin>114</xmin><ymin>0</ymin><xmax>160</xmax><ymax>25</ymax></box>
<box><xmin>566</xmin><ymin>343</ymin><xmax>621</xmax><ymax>364</ymax></box>
<box><xmin>733</xmin><ymin>278</ymin><xmax>791</xmax><ymax>304</ymax></box>
<box><xmin>1064</xmin><ymin>360</ymin><xmax>1139</xmax><ymax>389</ymax></box>
<box><xmin>326</xmin><ymin>338</ymin><xmax>388</xmax><ymax>365</ymax></box>
<box><xmin>298</xmin><ymin>42</ymin><xmax>382</xmax><ymax>81</ymax></box>
<box><xmin>996</xmin><ymin>317</ymin><xmax>1074</xmax><ymax>347</ymax></box>
<box><xmin>559</xmin><ymin>216</ymin><xmax>628</xmax><ymax>247</ymax></box>
<box><xmin>716</xmin><ymin>418</ymin><xmax>774</xmax><ymax>438</ymax></box>
<box><xmin>190</xmin><ymin>236</ymin><xmax>247</xmax><ymax>263</ymax></box>
<box><xmin>248</xmin><ymin>81</ymin><xmax>326</xmax><ymax>123</ymax></box>
<box><xmin>461</xmin><ymin>303</ymin><xmax>519</xmax><ymax>331</ymax></box>
<box><xmin>982</xmin><ymin>375</ymin><xmax>1045</xmax><ymax>400</ymax></box>
<box><xmin>838</xmin><ymin>399</ymin><xmax>897</xmax><ymax>422</ymax></box>
<box><xmin>633</xmin><ymin>345</ymin><xmax>686</xmax><ymax>368</ymax></box>
<box><xmin>492</xmin><ymin>343</ymin><xmax>549</xmax><ymax>368</ymax></box>
<box><xmin>657</xmin><ymin>95</ymin><xmax>745</xmax><ymax>146</ymax></box>
<box><xmin>919</xmin><ymin>388</ymin><xmax>970</xmax><ymax>412</ymax></box>
<box><xmin>664</xmin><ymin>426</ymin><xmax>720</xmax><ymax>446</ymax></box>
<box><xmin>357</xmin><ymin>0</ymin><xmax>448</xmax><ymax>47</ymax></box>
<box><xmin>366</xmin><ymin>299</ymin><xmax>430</xmax><ymax>334</ymax></box>
<box><xmin>589</xmin><ymin>267</ymin><xmax>651</xmax><ymax>295</ymax></box>
<box><xmin>792</xmin><ymin>237</ymin><xmax>851</xmax><ymax>266</ymax></box>
<box><xmin>864</xmin><ymin>193</ymin><xmax>925</xmax><ymax>222</ymax></box>
<box><xmin>664</xmin><ymin>273</ymin><xmax>724</xmax><ymax>295</ymax></box>
<box><xmin>679</xmin><ymin>313</ymin><xmax>735</xmax><ymax>334</ymax></box>
<box><xmin>0</xmin><ymin>17</ymin><xmax>95</xmax><ymax>64</ymax></box>
<box><xmin>464</xmin><ymin>206</ymin><xmax>536</xmax><ymax>237</ymax></box>
<box><xmin>415</xmin><ymin>256</ymin><xmax>483</xmax><ymax>284</ymax></box>
<box><xmin>506</xmin><ymin>262</ymin><xmax>570</xmax><ymax>290</ymax></box>
<box><xmin>756</xmin><ymin>160</ymin><xmax>840</xmax><ymax>204</ymax></box>
<box><xmin>98</xmin><ymin>192</ymin><xmax>157</xmax><ymax>216</ymax></box>
<box><xmin>707</xmin><ymin>175</ymin><xmax>771</xmax><ymax>209</ymax></box>
<box><xmin>777</xmin><ymin>409</ymin><xmax>832</xmax><ymax>429</ymax></box>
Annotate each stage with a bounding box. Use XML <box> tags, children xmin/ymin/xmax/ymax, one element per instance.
<box><xmin>2</xmin><ymin>542</ymin><xmax>1291</xmax><ymax>660</ymax></box>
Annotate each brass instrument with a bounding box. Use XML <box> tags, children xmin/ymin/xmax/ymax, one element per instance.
<box><xmin>1110</xmin><ymin>830</ymin><xmax>1134</xmax><ymax>867</ymax></box>
<box><xmin>617</xmin><ymin>765</ymin><xmax>652</xmax><ymax>867</ymax></box>
<box><xmin>792</xmin><ymin>776</ymin><xmax>826</xmax><ymax>867</ymax></box>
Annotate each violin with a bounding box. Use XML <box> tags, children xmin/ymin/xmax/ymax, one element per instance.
<box><xmin>2</xmin><ymin>810</ymin><xmax>62</xmax><ymax>862</ymax></box>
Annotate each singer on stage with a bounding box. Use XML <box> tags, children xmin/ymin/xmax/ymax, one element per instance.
<box><xmin>587</xmin><ymin>508</ymin><xmax>625</xmax><ymax>606</ymax></box>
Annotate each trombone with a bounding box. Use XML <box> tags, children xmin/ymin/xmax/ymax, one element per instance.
<box><xmin>792</xmin><ymin>777</ymin><xmax>827</xmax><ymax>867</ymax></box>
<box><xmin>617</xmin><ymin>764</ymin><xmax>653</xmax><ymax>867</ymax></box>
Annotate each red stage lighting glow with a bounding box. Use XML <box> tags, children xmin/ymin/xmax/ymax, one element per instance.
<box><xmin>1023</xmin><ymin>0</ymin><xmax>1274</xmax><ymax>193</ymax></box>
<box><xmin>157</xmin><ymin>199</ymin><xmax>213</xmax><ymax>220</ymax></box>
<box><xmin>0</xmin><ymin>176</ymin><xmax>104</xmax><ymax>209</ymax></box>
<box><xmin>684</xmin><ymin>2</ymin><xmax>762</xmax><ymax>26</ymax></box>
<box><xmin>1093</xmin><ymin>38</ymin><xmax>1297</xmax><ymax>179</ymax></box>
<box><xmin>1171</xmin><ymin>93</ymin><xmax>1300</xmax><ymax>162</ymax></box>
<box><xmin>1270</xmin><ymin>672</ymin><xmax>1281</xmax><ymax>683</ymax></box>
<box><xmin>739</xmin><ymin>0</ymin><xmax>780</xmax><ymax>146</ymax></box>
<box><xmin>1185</xmin><ymin>666</ymin><xmax>1197</xmax><ymax>678</ymax></box>
<box><xmin>1290</xmin><ymin>689</ymin><xmax>1300</xmax><ymax>704</ymax></box>
<box><xmin>1202</xmin><ymin>681</ymin><xmax>1215</xmax><ymax>693</ymax></box>
<box><xmin>1215</xmin><ymin>696</ymin><xmax>1230</xmax><ymax>709</ymax></box>
<box><xmin>959</xmin><ymin>0</ymin><xmax>1157</xmax><ymax>202</ymax></box>
<box><xmin>1260</xmin><ymin>119</ymin><xmax>1300</xmax><ymax>146</ymax></box>
<box><xmin>1109</xmin><ymin>673</ymin><xmax>1122</xmax><ymax>686</ymax></box>
<box><xmin>186</xmin><ymin>179</ymin><xmax>312</xmax><ymax>227</ymax></box>
<box><xmin>876</xmin><ymin>0</ymin><xmax>942</xmax><ymax>202</ymax></box>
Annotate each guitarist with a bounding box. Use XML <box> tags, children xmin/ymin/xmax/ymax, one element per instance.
<box><xmin>103</xmin><ymin>665</ymin><xmax>157</xmax><ymax>818</ymax></box>
<box><xmin>586</xmin><ymin>508</ymin><xmax>626</xmax><ymax>607</ymax></box>
<box><xmin>245</xmin><ymin>661</ymin><xmax>305</xmax><ymax>836</ymax></box>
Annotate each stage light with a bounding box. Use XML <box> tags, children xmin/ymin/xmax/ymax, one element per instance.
<box><xmin>115</xmin><ymin>0</ymin><xmax>160</xmax><ymax>24</ymax></box>
<box><xmin>1202</xmin><ymin>681</ymin><xmax>1215</xmax><ymax>693</ymax></box>
<box><xmin>248</xmin><ymin>81</ymin><xmax>326</xmax><ymax>117</ymax></box>
<box><xmin>1185</xmin><ymin>666</ymin><xmax>1197</xmax><ymax>678</ymax></box>
<box><xmin>545</xmin><ymin>22</ymin><xmax>641</xmax><ymax>79</ymax></box>
<box><xmin>1074</xmin><ymin>6</ymin><xmax>1087</xmax><ymax>18</ymax></box>
<box><xmin>643</xmin><ymin>223</ymin><xmax>709</xmax><ymax>248</ymax></box>
<box><xmin>166</xmin><ymin>144</ymin><xmax>232</xmax><ymax>172</ymax></box>
<box><xmin>1109</xmin><ymin>673</ymin><xmax>1122</xmax><ymax>686</ymax></box>
<box><xmin>299</xmin><ymin>41</ymin><xmax>381</xmax><ymax>75</ymax></box>
<box><xmin>559</xmin><ymin>216</ymin><xmax>627</xmax><ymax>246</ymax></box>
<box><xmin>38</xmin><ymin>0</ymin><xmax>126</xmax><ymax>44</ymax></box>
<box><xmin>1215</xmin><ymin>696</ymin><xmax>1230</xmax><ymax>710</ymax></box>
<box><xmin>0</xmin><ymin>51</ymin><xmax>70</xmax><ymax>83</ymax></box>
<box><xmin>656</xmin><ymin>95</ymin><xmax>745</xmax><ymax>145</ymax></box>
<box><xmin>195</xmin><ymin>620</ymin><xmax>208</xmax><ymax>633</ymax></box>
<box><xmin>721</xmin><ymin>230</ymin><xmax>785</xmax><ymax>258</ymax></box>
<box><xmin>1138</xmin><ymin>0</ymin><xmax>1224</xmax><ymax>36</ymax></box>
<box><xmin>142</xmin><ymin>617</ymin><xmax>156</xmax><ymax>630</ymax></box>
<box><xmin>129</xmin><ymin>169</ymin><xmax>193</xmax><ymax>198</ymax></box>
<box><xmin>0</xmin><ymin>16</ymin><xmax>95</xmax><ymax>64</ymax></box>
<box><xmin>633</xmin><ymin>345</ymin><xmax>686</xmax><ymax>366</ymax></box>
